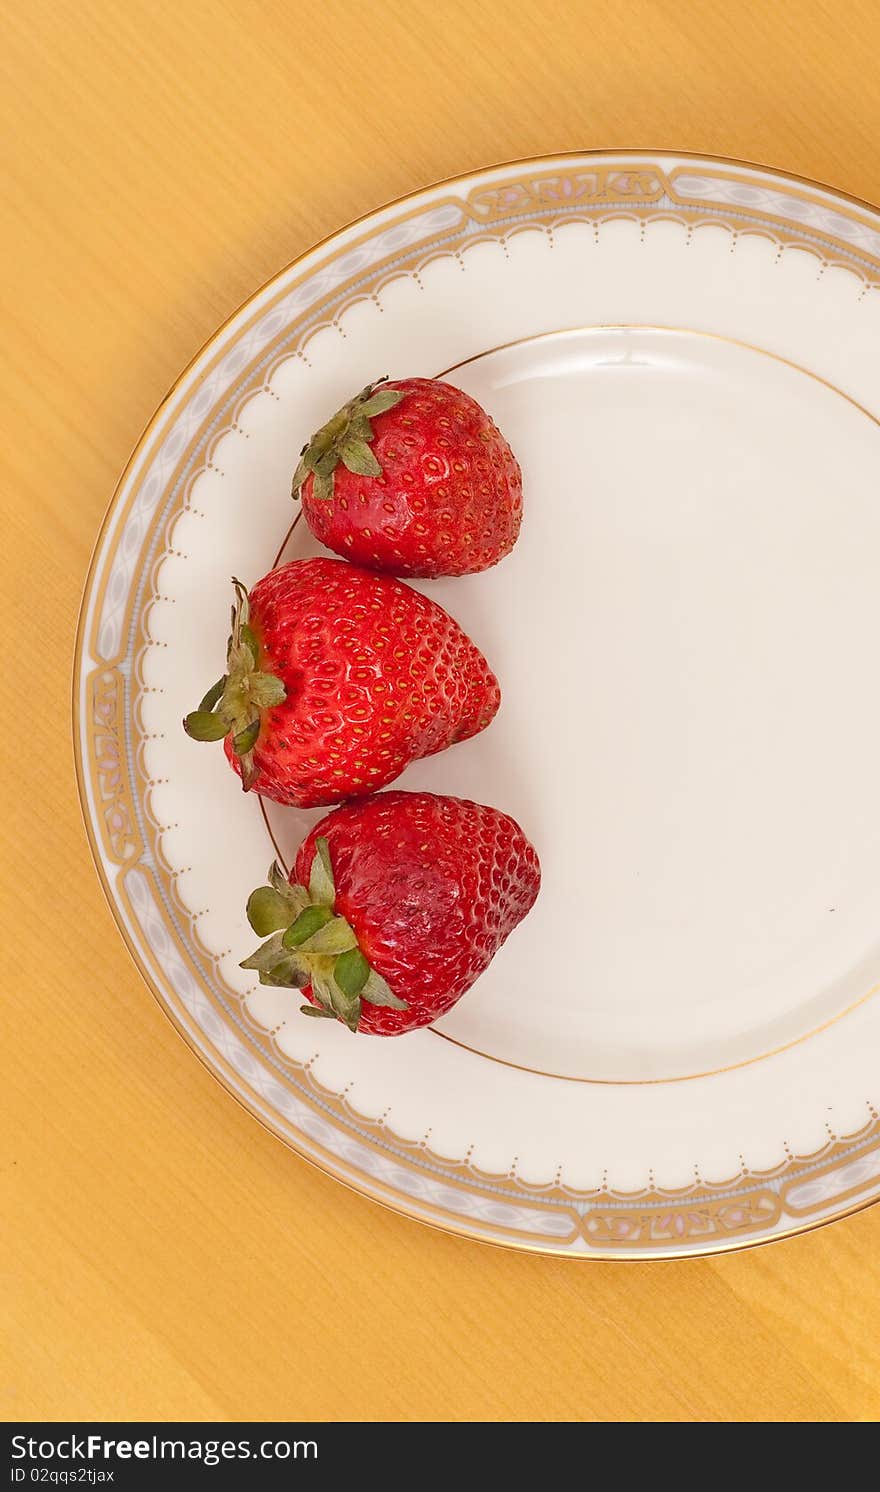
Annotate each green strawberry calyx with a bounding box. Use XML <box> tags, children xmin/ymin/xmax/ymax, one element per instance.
<box><xmin>182</xmin><ymin>577</ymin><xmax>286</xmax><ymax>792</ymax></box>
<box><xmin>240</xmin><ymin>840</ymin><xmax>408</xmax><ymax>1033</ymax></box>
<box><xmin>291</xmin><ymin>378</ymin><xmax>405</xmax><ymax>502</ymax></box>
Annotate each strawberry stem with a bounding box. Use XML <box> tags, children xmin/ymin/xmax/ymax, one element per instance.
<box><xmin>291</xmin><ymin>378</ymin><xmax>405</xmax><ymax>503</ymax></box>
<box><xmin>182</xmin><ymin>578</ymin><xmax>287</xmax><ymax>792</ymax></box>
<box><xmin>241</xmin><ymin>845</ymin><xmax>408</xmax><ymax>1032</ymax></box>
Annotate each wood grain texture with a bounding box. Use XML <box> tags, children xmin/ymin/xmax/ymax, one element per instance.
<box><xmin>3</xmin><ymin>0</ymin><xmax>880</xmax><ymax>1424</ymax></box>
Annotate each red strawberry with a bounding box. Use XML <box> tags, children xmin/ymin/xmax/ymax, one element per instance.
<box><xmin>183</xmin><ymin>558</ymin><xmax>500</xmax><ymax>807</ymax></box>
<box><xmin>241</xmin><ymin>791</ymin><xmax>541</xmax><ymax>1034</ymax></box>
<box><xmin>292</xmin><ymin>377</ymin><xmax>523</xmax><ymax>577</ymax></box>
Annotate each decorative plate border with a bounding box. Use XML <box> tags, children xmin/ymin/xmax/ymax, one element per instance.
<box><xmin>74</xmin><ymin>152</ymin><xmax>880</xmax><ymax>1257</ymax></box>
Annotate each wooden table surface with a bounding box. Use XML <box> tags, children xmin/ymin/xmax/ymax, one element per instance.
<box><xmin>4</xmin><ymin>0</ymin><xmax>880</xmax><ymax>1424</ymax></box>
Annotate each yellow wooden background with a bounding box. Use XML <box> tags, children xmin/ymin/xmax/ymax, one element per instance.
<box><xmin>4</xmin><ymin>0</ymin><xmax>880</xmax><ymax>1423</ymax></box>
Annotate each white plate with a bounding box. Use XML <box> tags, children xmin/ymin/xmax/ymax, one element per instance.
<box><xmin>75</xmin><ymin>152</ymin><xmax>880</xmax><ymax>1257</ymax></box>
